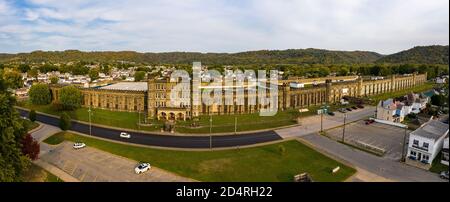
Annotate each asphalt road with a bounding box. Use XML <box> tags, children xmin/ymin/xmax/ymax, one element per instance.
<box><xmin>18</xmin><ymin>109</ymin><xmax>282</xmax><ymax>149</ymax></box>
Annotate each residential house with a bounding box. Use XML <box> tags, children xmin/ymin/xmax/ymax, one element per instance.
<box><xmin>442</xmin><ymin>136</ymin><xmax>449</xmax><ymax>166</ymax></box>
<box><xmin>407</xmin><ymin>120</ymin><xmax>449</xmax><ymax>166</ymax></box>
<box><xmin>377</xmin><ymin>99</ymin><xmax>402</xmax><ymax>122</ymax></box>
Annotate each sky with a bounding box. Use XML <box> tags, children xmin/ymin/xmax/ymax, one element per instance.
<box><xmin>0</xmin><ymin>0</ymin><xmax>448</xmax><ymax>54</ymax></box>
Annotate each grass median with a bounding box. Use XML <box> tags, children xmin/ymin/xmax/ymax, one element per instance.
<box><xmin>44</xmin><ymin>132</ymin><xmax>356</xmax><ymax>182</ymax></box>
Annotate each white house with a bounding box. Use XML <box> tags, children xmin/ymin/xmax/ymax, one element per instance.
<box><xmin>407</xmin><ymin>120</ymin><xmax>449</xmax><ymax>166</ymax></box>
<box><xmin>442</xmin><ymin>136</ymin><xmax>449</xmax><ymax>166</ymax></box>
<box><xmin>436</xmin><ymin>77</ymin><xmax>447</xmax><ymax>84</ymax></box>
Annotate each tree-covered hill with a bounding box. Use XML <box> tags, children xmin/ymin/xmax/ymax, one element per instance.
<box><xmin>376</xmin><ymin>45</ymin><xmax>449</xmax><ymax>65</ymax></box>
<box><xmin>1</xmin><ymin>45</ymin><xmax>448</xmax><ymax>65</ymax></box>
<box><xmin>1</xmin><ymin>49</ymin><xmax>383</xmax><ymax>65</ymax></box>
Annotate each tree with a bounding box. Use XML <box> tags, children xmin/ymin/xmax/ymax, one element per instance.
<box><xmin>29</xmin><ymin>110</ymin><xmax>36</xmax><ymax>122</ymax></box>
<box><xmin>0</xmin><ymin>74</ymin><xmax>30</xmax><ymax>182</ymax></box>
<box><xmin>2</xmin><ymin>69</ymin><xmax>23</xmax><ymax>89</ymax></box>
<box><xmin>39</xmin><ymin>63</ymin><xmax>58</xmax><ymax>73</ymax></box>
<box><xmin>318</xmin><ymin>67</ymin><xmax>330</xmax><ymax>77</ymax></box>
<box><xmin>50</xmin><ymin>76</ymin><xmax>59</xmax><ymax>84</ymax></box>
<box><xmin>134</xmin><ymin>71</ymin><xmax>146</xmax><ymax>81</ymax></box>
<box><xmin>27</xmin><ymin>68</ymin><xmax>38</xmax><ymax>80</ymax></box>
<box><xmin>338</xmin><ymin>67</ymin><xmax>349</xmax><ymax>76</ymax></box>
<box><xmin>431</xmin><ymin>94</ymin><xmax>445</xmax><ymax>106</ymax></box>
<box><xmin>20</xmin><ymin>134</ymin><xmax>40</xmax><ymax>161</ymax></box>
<box><xmin>59</xmin><ymin>112</ymin><xmax>71</xmax><ymax>131</ymax></box>
<box><xmin>88</xmin><ymin>68</ymin><xmax>100</xmax><ymax>82</ymax></box>
<box><xmin>59</xmin><ymin>85</ymin><xmax>82</xmax><ymax>110</ymax></box>
<box><xmin>29</xmin><ymin>83</ymin><xmax>51</xmax><ymax>105</ymax></box>
<box><xmin>18</xmin><ymin>64</ymin><xmax>31</xmax><ymax>73</ymax></box>
<box><xmin>71</xmin><ymin>63</ymin><xmax>89</xmax><ymax>75</ymax></box>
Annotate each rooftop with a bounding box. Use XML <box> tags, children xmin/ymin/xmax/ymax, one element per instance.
<box><xmin>99</xmin><ymin>82</ymin><xmax>148</xmax><ymax>91</ymax></box>
<box><xmin>410</xmin><ymin>120</ymin><xmax>449</xmax><ymax>140</ymax></box>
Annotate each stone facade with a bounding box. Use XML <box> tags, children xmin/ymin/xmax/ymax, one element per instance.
<box><xmin>49</xmin><ymin>72</ymin><xmax>427</xmax><ymax>121</ymax></box>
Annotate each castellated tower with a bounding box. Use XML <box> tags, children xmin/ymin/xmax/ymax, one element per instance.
<box><xmin>147</xmin><ymin>78</ymin><xmax>156</xmax><ymax>120</ymax></box>
<box><xmin>191</xmin><ymin>62</ymin><xmax>201</xmax><ymax>119</ymax></box>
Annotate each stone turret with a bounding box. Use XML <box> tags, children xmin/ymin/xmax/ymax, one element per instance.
<box><xmin>325</xmin><ymin>79</ymin><xmax>332</xmax><ymax>104</ymax></box>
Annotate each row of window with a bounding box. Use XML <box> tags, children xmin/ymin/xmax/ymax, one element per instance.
<box><xmin>412</xmin><ymin>139</ymin><xmax>429</xmax><ymax>149</ymax></box>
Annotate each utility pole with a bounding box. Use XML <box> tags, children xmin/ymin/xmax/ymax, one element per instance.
<box><xmin>342</xmin><ymin>113</ymin><xmax>347</xmax><ymax>143</ymax></box>
<box><xmin>401</xmin><ymin>126</ymin><xmax>408</xmax><ymax>162</ymax></box>
<box><xmin>88</xmin><ymin>106</ymin><xmax>92</xmax><ymax>136</ymax></box>
<box><xmin>210</xmin><ymin>115</ymin><xmax>212</xmax><ymax>150</ymax></box>
<box><xmin>320</xmin><ymin>109</ymin><xmax>324</xmax><ymax>133</ymax></box>
<box><xmin>138</xmin><ymin>109</ymin><xmax>141</xmax><ymax>131</ymax></box>
<box><xmin>88</xmin><ymin>84</ymin><xmax>92</xmax><ymax>136</ymax></box>
<box><xmin>234</xmin><ymin>116</ymin><xmax>237</xmax><ymax>135</ymax></box>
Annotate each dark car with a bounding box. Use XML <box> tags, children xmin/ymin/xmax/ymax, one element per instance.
<box><xmin>351</xmin><ymin>106</ymin><xmax>358</xmax><ymax>110</ymax></box>
<box><xmin>327</xmin><ymin>112</ymin><xmax>335</xmax><ymax>116</ymax></box>
<box><xmin>346</xmin><ymin>108</ymin><xmax>352</xmax><ymax>111</ymax></box>
<box><xmin>365</xmin><ymin>119</ymin><xmax>375</xmax><ymax>125</ymax></box>
<box><xmin>357</xmin><ymin>105</ymin><xmax>365</xmax><ymax>109</ymax></box>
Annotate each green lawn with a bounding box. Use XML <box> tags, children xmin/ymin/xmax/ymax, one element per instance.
<box><xmin>44</xmin><ymin>132</ymin><xmax>356</xmax><ymax>182</ymax></box>
<box><xmin>19</xmin><ymin>100</ymin><xmax>159</xmax><ymax>131</ymax></box>
<box><xmin>22</xmin><ymin>163</ymin><xmax>64</xmax><ymax>182</ymax></box>
<box><xmin>23</xmin><ymin>119</ymin><xmax>40</xmax><ymax>131</ymax></box>
<box><xmin>429</xmin><ymin>152</ymin><xmax>449</xmax><ymax>174</ymax></box>
<box><xmin>367</xmin><ymin>82</ymin><xmax>435</xmax><ymax>105</ymax></box>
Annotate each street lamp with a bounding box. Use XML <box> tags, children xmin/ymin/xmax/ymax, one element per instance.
<box><xmin>320</xmin><ymin>105</ymin><xmax>329</xmax><ymax>133</ymax></box>
<box><xmin>342</xmin><ymin>113</ymin><xmax>347</xmax><ymax>143</ymax></box>
<box><xmin>401</xmin><ymin>125</ymin><xmax>409</xmax><ymax>162</ymax></box>
<box><xmin>88</xmin><ymin>106</ymin><xmax>92</xmax><ymax>136</ymax></box>
<box><xmin>234</xmin><ymin>116</ymin><xmax>237</xmax><ymax>135</ymax></box>
<box><xmin>209</xmin><ymin>115</ymin><xmax>213</xmax><ymax>150</ymax></box>
<box><xmin>138</xmin><ymin>109</ymin><xmax>141</xmax><ymax>131</ymax></box>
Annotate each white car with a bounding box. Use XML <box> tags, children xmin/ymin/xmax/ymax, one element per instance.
<box><xmin>120</xmin><ymin>132</ymin><xmax>131</xmax><ymax>139</ymax></box>
<box><xmin>73</xmin><ymin>142</ymin><xmax>86</xmax><ymax>149</ymax></box>
<box><xmin>135</xmin><ymin>163</ymin><xmax>151</xmax><ymax>174</ymax></box>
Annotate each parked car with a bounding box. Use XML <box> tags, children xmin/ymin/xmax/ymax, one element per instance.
<box><xmin>135</xmin><ymin>163</ymin><xmax>151</xmax><ymax>174</ymax></box>
<box><xmin>351</xmin><ymin>106</ymin><xmax>358</xmax><ymax>110</ymax></box>
<box><xmin>346</xmin><ymin>108</ymin><xmax>353</xmax><ymax>111</ymax></box>
<box><xmin>338</xmin><ymin>108</ymin><xmax>347</xmax><ymax>113</ymax></box>
<box><xmin>327</xmin><ymin>112</ymin><xmax>335</xmax><ymax>116</ymax></box>
<box><xmin>365</xmin><ymin>120</ymin><xmax>375</xmax><ymax>125</ymax></box>
<box><xmin>440</xmin><ymin>171</ymin><xmax>449</xmax><ymax>180</ymax></box>
<box><xmin>73</xmin><ymin>142</ymin><xmax>86</xmax><ymax>149</ymax></box>
<box><xmin>357</xmin><ymin>105</ymin><xmax>365</xmax><ymax>109</ymax></box>
<box><xmin>120</xmin><ymin>132</ymin><xmax>131</xmax><ymax>139</ymax></box>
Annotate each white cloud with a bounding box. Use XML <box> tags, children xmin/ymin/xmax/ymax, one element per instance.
<box><xmin>0</xmin><ymin>0</ymin><xmax>448</xmax><ymax>54</ymax></box>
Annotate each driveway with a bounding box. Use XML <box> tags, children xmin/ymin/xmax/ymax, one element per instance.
<box><xmin>276</xmin><ymin>106</ymin><xmax>376</xmax><ymax>139</ymax></box>
<box><xmin>299</xmin><ymin>133</ymin><xmax>445</xmax><ymax>182</ymax></box>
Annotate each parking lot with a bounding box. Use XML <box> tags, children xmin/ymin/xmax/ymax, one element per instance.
<box><xmin>39</xmin><ymin>142</ymin><xmax>193</xmax><ymax>182</ymax></box>
<box><xmin>326</xmin><ymin>120</ymin><xmax>411</xmax><ymax>161</ymax></box>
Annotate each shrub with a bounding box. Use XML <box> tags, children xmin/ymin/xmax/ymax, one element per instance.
<box><xmin>29</xmin><ymin>83</ymin><xmax>51</xmax><ymax>105</ymax></box>
<box><xmin>21</xmin><ymin>134</ymin><xmax>40</xmax><ymax>160</ymax></box>
<box><xmin>29</xmin><ymin>110</ymin><xmax>36</xmax><ymax>122</ymax></box>
<box><xmin>59</xmin><ymin>112</ymin><xmax>71</xmax><ymax>131</ymax></box>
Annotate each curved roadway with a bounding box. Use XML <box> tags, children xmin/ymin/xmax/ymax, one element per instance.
<box><xmin>18</xmin><ymin>109</ymin><xmax>282</xmax><ymax>149</ymax></box>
